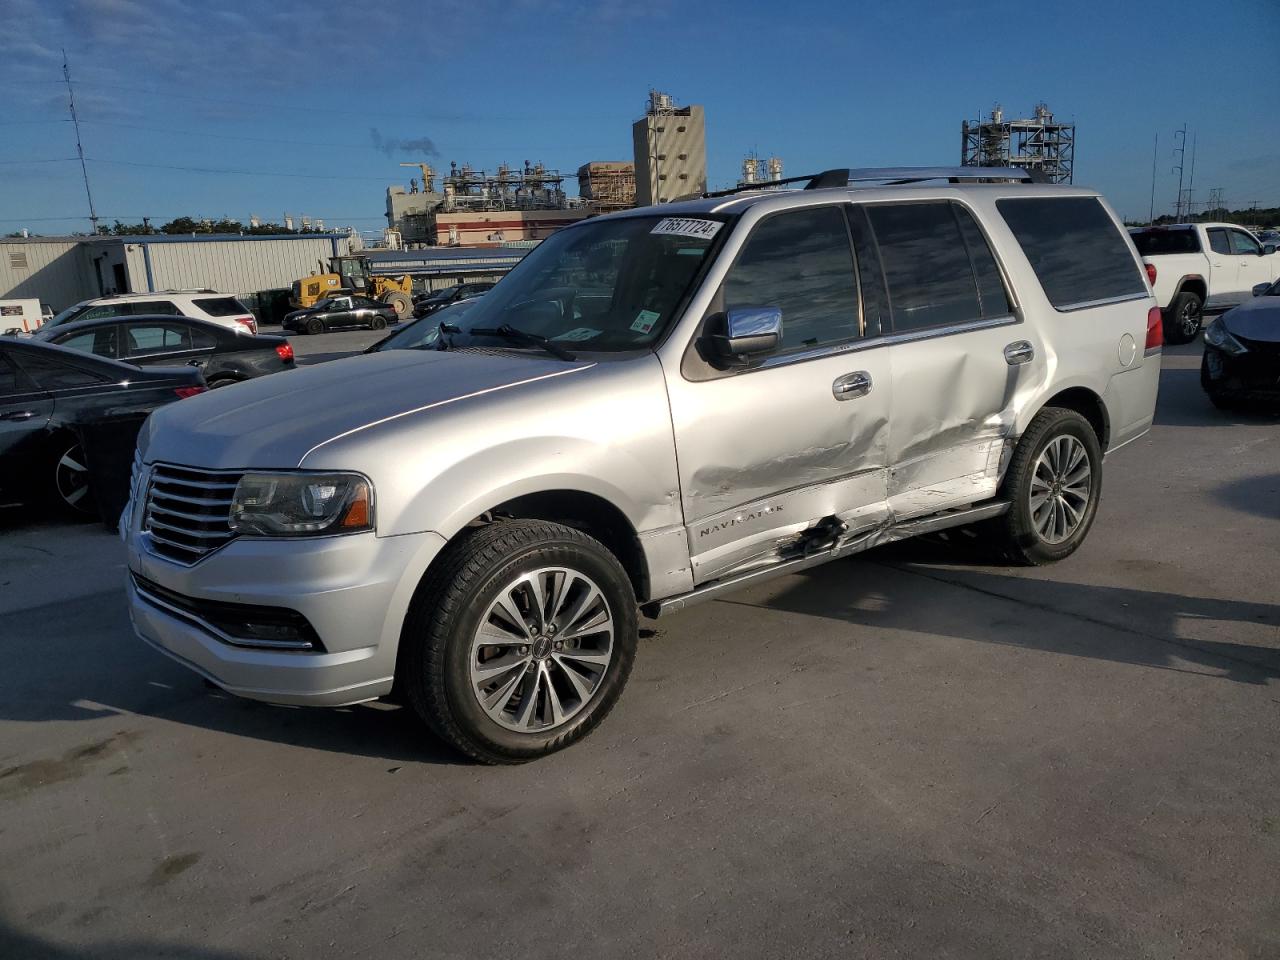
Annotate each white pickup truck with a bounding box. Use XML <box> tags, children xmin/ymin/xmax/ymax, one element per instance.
<box><xmin>1129</xmin><ymin>223</ymin><xmax>1280</xmax><ymax>344</ymax></box>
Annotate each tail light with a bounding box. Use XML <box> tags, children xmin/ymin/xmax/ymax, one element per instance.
<box><xmin>1144</xmin><ymin>262</ymin><xmax>1157</xmax><ymax>287</ymax></box>
<box><xmin>275</xmin><ymin>342</ymin><xmax>294</xmax><ymax>362</ymax></box>
<box><xmin>234</xmin><ymin>316</ymin><xmax>258</xmax><ymax>334</ymax></box>
<box><xmin>1145</xmin><ymin>306</ymin><xmax>1163</xmax><ymax>350</ymax></box>
<box><xmin>174</xmin><ymin>386</ymin><xmax>207</xmax><ymax>399</ymax></box>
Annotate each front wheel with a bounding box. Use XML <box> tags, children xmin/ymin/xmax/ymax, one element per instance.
<box><xmin>401</xmin><ymin>520</ymin><xmax>638</xmax><ymax>764</ymax></box>
<box><xmin>1164</xmin><ymin>291</ymin><xmax>1203</xmax><ymax>345</ymax></box>
<box><xmin>986</xmin><ymin>408</ymin><xmax>1102</xmax><ymax>565</ymax></box>
<box><xmin>304</xmin><ymin>317</ymin><xmax>324</xmax><ymax>336</ymax></box>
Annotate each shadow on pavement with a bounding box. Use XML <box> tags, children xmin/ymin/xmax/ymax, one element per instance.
<box><xmin>0</xmin><ymin>918</ymin><xmax>253</xmax><ymax>960</ymax></box>
<box><xmin>739</xmin><ymin>537</ymin><xmax>1280</xmax><ymax>686</ymax></box>
<box><xmin>1212</xmin><ymin>473</ymin><xmax>1280</xmax><ymax>521</ymax></box>
<box><xmin>0</xmin><ymin>590</ymin><xmax>462</xmax><ymax>765</ymax></box>
<box><xmin>1153</xmin><ymin>366</ymin><xmax>1280</xmax><ymax>427</ymax></box>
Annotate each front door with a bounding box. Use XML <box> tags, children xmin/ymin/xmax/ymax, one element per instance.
<box><xmin>1205</xmin><ymin>227</ymin><xmax>1235</xmax><ymax>308</ymax></box>
<box><xmin>1228</xmin><ymin>228</ymin><xmax>1269</xmax><ymax>305</ymax></box>
<box><xmin>665</xmin><ymin>204</ymin><xmax>892</xmax><ymax>585</ymax></box>
<box><xmin>859</xmin><ymin>199</ymin><xmax>1033</xmax><ymax>517</ymax></box>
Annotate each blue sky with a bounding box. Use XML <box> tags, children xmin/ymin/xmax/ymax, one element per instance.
<box><xmin>1</xmin><ymin>0</ymin><xmax>1276</xmax><ymax>234</ymax></box>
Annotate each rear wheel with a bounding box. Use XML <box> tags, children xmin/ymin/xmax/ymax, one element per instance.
<box><xmin>370</xmin><ymin>315</ymin><xmax>388</xmax><ymax>331</ymax></box>
<box><xmin>50</xmin><ymin>439</ymin><xmax>95</xmax><ymax>518</ymax></box>
<box><xmin>402</xmin><ymin>520</ymin><xmax>638</xmax><ymax>764</ymax></box>
<box><xmin>1164</xmin><ymin>291</ymin><xmax>1203</xmax><ymax>345</ymax></box>
<box><xmin>985</xmin><ymin>408</ymin><xmax>1102</xmax><ymax>565</ymax></box>
<box><xmin>304</xmin><ymin>317</ymin><xmax>324</xmax><ymax>336</ymax></box>
<box><xmin>382</xmin><ymin>291</ymin><xmax>412</xmax><ymax>319</ymax></box>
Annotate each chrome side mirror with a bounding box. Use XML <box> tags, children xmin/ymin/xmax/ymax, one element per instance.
<box><xmin>1252</xmin><ymin>282</ymin><xmax>1272</xmax><ymax>297</ymax></box>
<box><xmin>706</xmin><ymin>306</ymin><xmax>783</xmax><ymax>366</ymax></box>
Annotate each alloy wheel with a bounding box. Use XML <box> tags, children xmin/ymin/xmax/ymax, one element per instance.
<box><xmin>55</xmin><ymin>442</ymin><xmax>93</xmax><ymax>514</ymax></box>
<box><xmin>1029</xmin><ymin>435</ymin><xmax>1091</xmax><ymax>545</ymax></box>
<box><xmin>1180</xmin><ymin>299</ymin><xmax>1201</xmax><ymax>339</ymax></box>
<box><xmin>469</xmin><ymin>566</ymin><xmax>614</xmax><ymax>733</ymax></box>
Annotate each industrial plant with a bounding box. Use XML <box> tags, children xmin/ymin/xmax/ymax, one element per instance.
<box><xmin>632</xmin><ymin>90</ymin><xmax>708</xmax><ymax>205</ymax></box>
<box><xmin>961</xmin><ymin>103</ymin><xmax>1075</xmax><ymax>183</ymax></box>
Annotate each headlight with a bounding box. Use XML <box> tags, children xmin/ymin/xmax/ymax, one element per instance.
<box><xmin>1203</xmin><ymin>318</ymin><xmax>1248</xmax><ymax>356</ymax></box>
<box><xmin>229</xmin><ymin>472</ymin><xmax>374</xmax><ymax>536</ymax></box>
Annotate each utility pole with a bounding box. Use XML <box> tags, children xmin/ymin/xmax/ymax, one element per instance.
<box><xmin>1184</xmin><ymin>132</ymin><xmax>1197</xmax><ymax>220</ymax></box>
<box><xmin>1172</xmin><ymin>125</ymin><xmax>1187</xmax><ymax>221</ymax></box>
<box><xmin>62</xmin><ymin>49</ymin><xmax>98</xmax><ymax>233</ymax></box>
<box><xmin>1148</xmin><ymin>133</ymin><xmax>1158</xmax><ymax>223</ymax></box>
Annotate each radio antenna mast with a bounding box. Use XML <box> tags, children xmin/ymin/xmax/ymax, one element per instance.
<box><xmin>62</xmin><ymin>49</ymin><xmax>98</xmax><ymax>233</ymax></box>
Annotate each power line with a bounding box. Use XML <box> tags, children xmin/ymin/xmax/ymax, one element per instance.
<box><xmin>85</xmin><ymin>157</ymin><xmax>396</xmax><ymax>182</ymax></box>
<box><xmin>0</xmin><ymin>157</ymin><xmax>79</xmax><ymax>164</ymax></box>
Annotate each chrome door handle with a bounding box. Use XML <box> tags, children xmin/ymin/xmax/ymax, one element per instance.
<box><xmin>832</xmin><ymin>371</ymin><xmax>872</xmax><ymax>400</ymax></box>
<box><xmin>0</xmin><ymin>410</ymin><xmax>37</xmax><ymax>422</ymax></box>
<box><xmin>1004</xmin><ymin>341</ymin><xmax>1035</xmax><ymax>365</ymax></box>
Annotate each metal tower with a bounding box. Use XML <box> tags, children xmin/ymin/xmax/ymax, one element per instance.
<box><xmin>961</xmin><ymin>103</ymin><xmax>1075</xmax><ymax>183</ymax></box>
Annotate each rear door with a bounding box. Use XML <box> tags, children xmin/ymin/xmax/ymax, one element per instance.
<box><xmin>1204</xmin><ymin>228</ymin><xmax>1236</xmax><ymax>307</ymax></box>
<box><xmin>53</xmin><ymin>325</ymin><xmax>122</xmax><ymax>361</ymax></box>
<box><xmin>0</xmin><ymin>349</ymin><xmax>54</xmax><ymax>501</ymax></box>
<box><xmin>667</xmin><ymin>204</ymin><xmax>893</xmax><ymax>584</ymax></box>
<box><xmin>863</xmin><ymin>200</ymin><xmax>1031</xmax><ymax>518</ymax></box>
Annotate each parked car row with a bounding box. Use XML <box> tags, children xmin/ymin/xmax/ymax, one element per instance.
<box><xmin>46</xmin><ymin>290</ymin><xmax>260</xmax><ymax>335</ymax></box>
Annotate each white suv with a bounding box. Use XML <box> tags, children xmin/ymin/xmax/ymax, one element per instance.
<box><xmin>126</xmin><ymin>166</ymin><xmax>1161</xmax><ymax>763</ymax></box>
<box><xmin>46</xmin><ymin>291</ymin><xmax>258</xmax><ymax>334</ymax></box>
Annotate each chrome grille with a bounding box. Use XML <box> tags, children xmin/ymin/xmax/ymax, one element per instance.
<box><xmin>143</xmin><ymin>464</ymin><xmax>242</xmax><ymax>564</ymax></box>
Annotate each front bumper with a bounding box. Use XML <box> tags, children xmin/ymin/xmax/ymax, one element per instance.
<box><xmin>126</xmin><ymin>526</ymin><xmax>447</xmax><ymax>706</ymax></box>
<box><xmin>1202</xmin><ymin>345</ymin><xmax>1280</xmax><ymax>400</ymax></box>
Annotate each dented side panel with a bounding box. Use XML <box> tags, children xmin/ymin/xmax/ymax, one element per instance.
<box><xmin>663</xmin><ymin>345</ymin><xmax>894</xmax><ymax>585</ymax></box>
<box><xmin>885</xmin><ymin>321</ymin><xmax>1037</xmax><ymax>518</ymax></box>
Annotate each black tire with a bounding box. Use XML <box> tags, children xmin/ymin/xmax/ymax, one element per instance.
<box><xmin>986</xmin><ymin>407</ymin><xmax>1103</xmax><ymax>566</ymax></box>
<box><xmin>47</xmin><ymin>437</ymin><xmax>96</xmax><ymax>519</ymax></box>
<box><xmin>382</xmin><ymin>291</ymin><xmax>412</xmax><ymax>319</ymax></box>
<box><xmin>1163</xmin><ymin>291</ymin><xmax>1203</xmax><ymax>345</ymax></box>
<box><xmin>370</xmin><ymin>315</ymin><xmax>388</xmax><ymax>331</ymax></box>
<box><xmin>401</xmin><ymin>519</ymin><xmax>638</xmax><ymax>764</ymax></box>
<box><xmin>304</xmin><ymin>317</ymin><xmax>325</xmax><ymax>336</ymax></box>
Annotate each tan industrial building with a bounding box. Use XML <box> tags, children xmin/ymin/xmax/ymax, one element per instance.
<box><xmin>577</xmin><ymin>161</ymin><xmax>636</xmax><ymax>211</ymax></box>
<box><xmin>1</xmin><ymin>233</ymin><xmax>353</xmax><ymax>310</ymax></box>
<box><xmin>632</xmin><ymin>91</ymin><xmax>707</xmax><ymax>205</ymax></box>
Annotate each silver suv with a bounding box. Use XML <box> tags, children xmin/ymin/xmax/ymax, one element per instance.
<box><xmin>124</xmin><ymin>167</ymin><xmax>1161</xmax><ymax>763</ymax></box>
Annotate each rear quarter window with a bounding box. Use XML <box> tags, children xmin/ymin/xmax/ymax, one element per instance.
<box><xmin>997</xmin><ymin>197</ymin><xmax>1146</xmax><ymax>310</ymax></box>
<box><xmin>192</xmin><ymin>297</ymin><xmax>250</xmax><ymax>317</ymax></box>
<box><xmin>1130</xmin><ymin>229</ymin><xmax>1201</xmax><ymax>256</ymax></box>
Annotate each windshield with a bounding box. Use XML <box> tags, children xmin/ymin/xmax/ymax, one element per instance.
<box><xmin>376</xmin><ymin>300</ymin><xmax>478</xmax><ymax>351</ymax></box>
<box><xmin>47</xmin><ymin>303</ymin><xmax>91</xmax><ymax>327</ymax></box>
<box><xmin>425</xmin><ymin>285</ymin><xmax>459</xmax><ymax>302</ymax></box>
<box><xmin>448</xmin><ymin>214</ymin><xmax>725</xmax><ymax>353</ymax></box>
<box><xmin>1130</xmin><ymin>229</ymin><xmax>1200</xmax><ymax>256</ymax></box>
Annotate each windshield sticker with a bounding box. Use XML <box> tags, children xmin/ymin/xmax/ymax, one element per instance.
<box><xmin>650</xmin><ymin>218</ymin><xmax>722</xmax><ymax>240</ymax></box>
<box><xmin>552</xmin><ymin>327</ymin><xmax>600</xmax><ymax>342</ymax></box>
<box><xmin>630</xmin><ymin>309</ymin><xmax>661</xmax><ymax>334</ymax></box>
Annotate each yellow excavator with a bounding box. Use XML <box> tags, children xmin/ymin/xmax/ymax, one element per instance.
<box><xmin>289</xmin><ymin>255</ymin><xmax>413</xmax><ymax>318</ymax></box>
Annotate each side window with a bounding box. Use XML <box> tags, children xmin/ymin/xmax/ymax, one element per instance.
<box><xmin>127</xmin><ymin>324</ymin><xmax>192</xmax><ymax>356</ymax></box>
<box><xmin>0</xmin><ymin>354</ymin><xmax>27</xmax><ymax>396</ymax></box>
<box><xmin>12</xmin><ymin>352</ymin><xmax>110</xmax><ymax>389</ymax></box>
<box><xmin>954</xmin><ymin>206</ymin><xmax>1014</xmax><ymax>317</ymax></box>
<box><xmin>131</xmin><ymin>300</ymin><xmax>182</xmax><ymax>316</ymax></box>
<box><xmin>1207</xmin><ymin>229</ymin><xmax>1231</xmax><ymax>256</ymax></box>
<box><xmin>188</xmin><ymin>326</ymin><xmax>217</xmax><ymax>350</ymax></box>
<box><xmin>79</xmin><ymin>305</ymin><xmax>125</xmax><ymax>321</ymax></box>
<box><xmin>996</xmin><ymin>197</ymin><xmax>1147</xmax><ymax>310</ymax></box>
<box><xmin>721</xmin><ymin>205</ymin><xmax>860</xmax><ymax>353</ymax></box>
<box><xmin>57</xmin><ymin>328</ymin><xmax>119</xmax><ymax>359</ymax></box>
<box><xmin>865</xmin><ymin>201</ymin><xmax>984</xmax><ymax>332</ymax></box>
<box><xmin>1229</xmin><ymin>230</ymin><xmax>1261</xmax><ymax>256</ymax></box>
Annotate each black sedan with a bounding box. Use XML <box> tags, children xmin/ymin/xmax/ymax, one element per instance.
<box><xmin>1201</xmin><ymin>278</ymin><xmax>1280</xmax><ymax>410</ymax></box>
<box><xmin>33</xmin><ymin>315</ymin><xmax>294</xmax><ymax>389</ymax></box>
<box><xmin>283</xmin><ymin>295</ymin><xmax>398</xmax><ymax>335</ymax></box>
<box><xmin>412</xmin><ymin>282</ymin><xmax>494</xmax><ymax>319</ymax></box>
<box><xmin>0</xmin><ymin>337</ymin><xmax>205</xmax><ymax>516</ymax></box>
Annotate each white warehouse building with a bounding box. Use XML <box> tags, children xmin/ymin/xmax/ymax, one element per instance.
<box><xmin>1</xmin><ymin>233</ymin><xmax>355</xmax><ymax>311</ymax></box>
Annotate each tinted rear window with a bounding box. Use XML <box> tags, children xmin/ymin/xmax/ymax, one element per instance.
<box><xmin>997</xmin><ymin>197</ymin><xmax>1146</xmax><ymax>309</ymax></box>
<box><xmin>192</xmin><ymin>297</ymin><xmax>249</xmax><ymax>316</ymax></box>
<box><xmin>1130</xmin><ymin>229</ymin><xmax>1200</xmax><ymax>256</ymax></box>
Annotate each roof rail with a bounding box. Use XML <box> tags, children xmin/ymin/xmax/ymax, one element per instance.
<box><xmin>704</xmin><ymin>165</ymin><xmax>1035</xmax><ymax>199</ymax></box>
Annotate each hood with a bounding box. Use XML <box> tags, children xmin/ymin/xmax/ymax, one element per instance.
<box><xmin>140</xmin><ymin>348</ymin><xmax>593</xmax><ymax>469</ymax></box>
<box><xmin>1221</xmin><ymin>296</ymin><xmax>1280</xmax><ymax>343</ymax></box>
